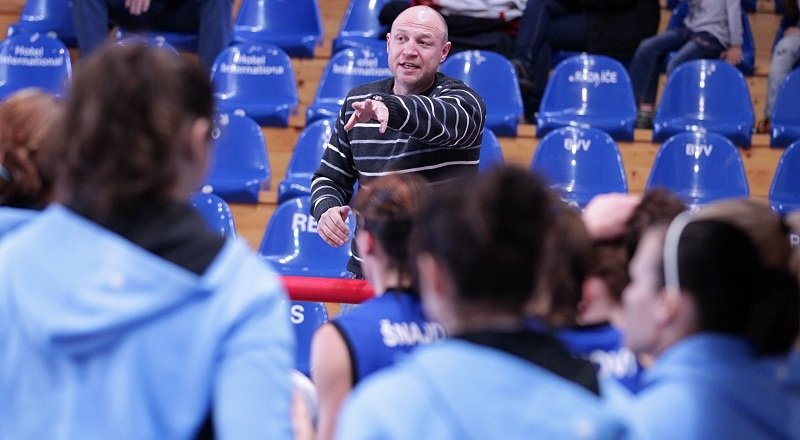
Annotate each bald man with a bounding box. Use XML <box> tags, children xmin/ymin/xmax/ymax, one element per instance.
<box><xmin>311</xmin><ymin>5</ymin><xmax>487</xmax><ymax>278</ymax></box>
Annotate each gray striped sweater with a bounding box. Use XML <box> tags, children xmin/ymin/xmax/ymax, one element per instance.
<box><xmin>311</xmin><ymin>72</ymin><xmax>486</xmax><ymax>275</ymax></box>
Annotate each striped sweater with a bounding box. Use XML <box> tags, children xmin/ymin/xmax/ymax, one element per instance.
<box><xmin>311</xmin><ymin>72</ymin><xmax>486</xmax><ymax>275</ymax></box>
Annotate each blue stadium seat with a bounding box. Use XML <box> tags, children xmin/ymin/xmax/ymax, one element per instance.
<box><xmin>113</xmin><ymin>28</ymin><xmax>197</xmax><ymax>53</ymax></box>
<box><xmin>289</xmin><ymin>301</ymin><xmax>329</xmax><ymax>376</ymax></box>
<box><xmin>306</xmin><ymin>47</ymin><xmax>391</xmax><ymax>125</ymax></box>
<box><xmin>211</xmin><ymin>43</ymin><xmax>298</xmax><ymax>127</ymax></box>
<box><xmin>332</xmin><ymin>0</ymin><xmax>392</xmax><ymax>54</ymax></box>
<box><xmin>653</xmin><ymin>59</ymin><xmax>754</xmax><ymax>147</ymax></box>
<box><xmin>666</xmin><ymin>2</ymin><xmax>755</xmax><ymax>76</ymax></box>
<box><xmin>278</xmin><ymin>118</ymin><xmax>334</xmax><ymax>204</ymax></box>
<box><xmin>646</xmin><ymin>131</ymin><xmax>749</xmax><ymax>208</ymax></box>
<box><xmin>530</xmin><ymin>126</ymin><xmax>627</xmax><ymax>209</ymax></box>
<box><xmin>258</xmin><ymin>196</ymin><xmax>354</xmax><ymax>278</ymax></box>
<box><xmin>537</xmin><ymin>54</ymin><xmax>636</xmax><ymax>141</ymax></box>
<box><xmin>479</xmin><ymin>128</ymin><xmax>504</xmax><ymax>172</ymax></box>
<box><xmin>769</xmin><ymin>140</ymin><xmax>800</xmax><ymax>214</ymax></box>
<box><xmin>190</xmin><ymin>192</ymin><xmax>237</xmax><ymax>238</ymax></box>
<box><xmin>770</xmin><ymin>67</ymin><xmax>800</xmax><ymax>148</ymax></box>
<box><xmin>0</xmin><ymin>33</ymin><xmax>71</xmax><ymax>100</ymax></box>
<box><xmin>201</xmin><ymin>112</ymin><xmax>270</xmax><ymax>204</ymax></box>
<box><xmin>440</xmin><ymin>50</ymin><xmax>523</xmax><ymax>137</ymax></box>
<box><xmin>6</xmin><ymin>0</ymin><xmax>77</xmax><ymax>47</ymax></box>
<box><xmin>231</xmin><ymin>0</ymin><xmax>322</xmax><ymax>58</ymax></box>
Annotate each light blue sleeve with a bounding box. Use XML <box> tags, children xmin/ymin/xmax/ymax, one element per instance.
<box><xmin>212</xmin><ymin>257</ymin><xmax>296</xmax><ymax>440</ymax></box>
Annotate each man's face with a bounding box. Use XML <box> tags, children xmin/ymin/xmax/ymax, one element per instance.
<box><xmin>386</xmin><ymin>8</ymin><xmax>451</xmax><ymax>95</ymax></box>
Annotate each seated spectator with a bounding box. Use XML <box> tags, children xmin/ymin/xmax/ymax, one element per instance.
<box><xmin>756</xmin><ymin>0</ymin><xmax>800</xmax><ymax>134</ymax></box>
<box><xmin>380</xmin><ymin>0</ymin><xmax>526</xmax><ymax>56</ymax></box>
<box><xmin>336</xmin><ymin>166</ymin><xmax>627</xmax><ymax>439</ymax></box>
<box><xmin>0</xmin><ymin>44</ymin><xmax>295</xmax><ymax>439</ymax></box>
<box><xmin>310</xmin><ymin>173</ymin><xmax>446</xmax><ymax>440</ymax></box>
<box><xmin>382</xmin><ymin>0</ymin><xmax>661</xmax><ymax>123</ymax></box>
<box><xmin>628</xmin><ymin>0</ymin><xmax>743</xmax><ymax>129</ymax></box>
<box><xmin>0</xmin><ymin>88</ymin><xmax>62</xmax><ymax>235</ymax></box>
<box><xmin>510</xmin><ymin>0</ymin><xmax>660</xmax><ymax>122</ymax></box>
<box><xmin>72</xmin><ymin>0</ymin><xmax>232</xmax><ymax>68</ymax></box>
<box><xmin>609</xmin><ymin>215</ymin><xmax>799</xmax><ymax>438</ymax></box>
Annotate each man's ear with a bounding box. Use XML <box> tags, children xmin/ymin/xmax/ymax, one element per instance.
<box><xmin>440</xmin><ymin>41</ymin><xmax>451</xmax><ymax>63</ymax></box>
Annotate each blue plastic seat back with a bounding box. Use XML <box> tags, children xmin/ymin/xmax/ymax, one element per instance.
<box><xmin>289</xmin><ymin>301</ymin><xmax>329</xmax><ymax>376</ymax></box>
<box><xmin>0</xmin><ymin>33</ymin><xmax>71</xmax><ymax>100</ymax></box>
<box><xmin>653</xmin><ymin>59</ymin><xmax>754</xmax><ymax>146</ymax></box>
<box><xmin>258</xmin><ymin>196</ymin><xmax>354</xmax><ymax>278</ymax></box>
<box><xmin>479</xmin><ymin>128</ymin><xmax>504</xmax><ymax>172</ymax></box>
<box><xmin>7</xmin><ymin>0</ymin><xmax>77</xmax><ymax>47</ymax></box>
<box><xmin>190</xmin><ymin>192</ymin><xmax>237</xmax><ymax>238</ymax></box>
<box><xmin>332</xmin><ymin>0</ymin><xmax>392</xmax><ymax>54</ymax></box>
<box><xmin>278</xmin><ymin>118</ymin><xmax>334</xmax><ymax>204</ymax></box>
<box><xmin>440</xmin><ymin>50</ymin><xmax>523</xmax><ymax>137</ymax></box>
<box><xmin>537</xmin><ymin>54</ymin><xmax>636</xmax><ymax>141</ymax></box>
<box><xmin>531</xmin><ymin>126</ymin><xmax>628</xmax><ymax>209</ymax></box>
<box><xmin>770</xmin><ymin>67</ymin><xmax>800</xmax><ymax>148</ymax></box>
<box><xmin>201</xmin><ymin>112</ymin><xmax>270</xmax><ymax>204</ymax></box>
<box><xmin>306</xmin><ymin>47</ymin><xmax>391</xmax><ymax>124</ymax></box>
<box><xmin>769</xmin><ymin>140</ymin><xmax>800</xmax><ymax>214</ymax></box>
<box><xmin>113</xmin><ymin>28</ymin><xmax>197</xmax><ymax>52</ymax></box>
<box><xmin>666</xmin><ymin>2</ymin><xmax>755</xmax><ymax>76</ymax></box>
<box><xmin>231</xmin><ymin>0</ymin><xmax>323</xmax><ymax>57</ymax></box>
<box><xmin>646</xmin><ymin>131</ymin><xmax>749</xmax><ymax>208</ymax></box>
<box><xmin>211</xmin><ymin>43</ymin><xmax>298</xmax><ymax>126</ymax></box>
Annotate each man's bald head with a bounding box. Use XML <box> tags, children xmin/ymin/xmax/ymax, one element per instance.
<box><xmin>392</xmin><ymin>5</ymin><xmax>449</xmax><ymax>43</ymax></box>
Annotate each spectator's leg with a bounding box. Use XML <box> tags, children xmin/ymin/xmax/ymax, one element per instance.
<box><xmin>196</xmin><ymin>0</ymin><xmax>233</xmax><ymax>69</ymax></box>
<box><xmin>512</xmin><ymin>0</ymin><xmax>573</xmax><ymax>119</ymax></box>
<box><xmin>763</xmin><ymin>35</ymin><xmax>800</xmax><ymax>120</ymax></box>
<box><xmin>628</xmin><ymin>28</ymin><xmax>689</xmax><ymax>107</ymax></box>
<box><xmin>523</xmin><ymin>13</ymin><xmax>587</xmax><ymax>118</ymax></box>
<box><xmin>72</xmin><ymin>0</ymin><xmax>129</xmax><ymax>58</ymax></box>
<box><xmin>664</xmin><ymin>31</ymin><xmax>725</xmax><ymax>75</ymax></box>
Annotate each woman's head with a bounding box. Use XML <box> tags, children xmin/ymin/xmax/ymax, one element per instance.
<box><xmin>353</xmin><ymin>173</ymin><xmax>430</xmax><ymax>288</ymax></box>
<box><xmin>412</xmin><ymin>166</ymin><xmax>553</xmax><ymax>327</ymax></box>
<box><xmin>0</xmin><ymin>88</ymin><xmax>63</xmax><ymax>208</ymax></box>
<box><xmin>623</xmin><ymin>216</ymin><xmax>799</xmax><ymax>357</ymax></box>
<box><xmin>54</xmin><ymin>43</ymin><xmax>214</xmax><ymax>220</ymax></box>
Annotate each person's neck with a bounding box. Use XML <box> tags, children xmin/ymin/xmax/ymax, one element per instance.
<box><xmin>369</xmin><ymin>267</ymin><xmax>413</xmax><ymax>295</ymax></box>
<box><xmin>393</xmin><ymin>77</ymin><xmax>435</xmax><ymax>96</ymax></box>
<box><xmin>448</xmin><ymin>304</ymin><xmax>525</xmax><ymax>335</ymax></box>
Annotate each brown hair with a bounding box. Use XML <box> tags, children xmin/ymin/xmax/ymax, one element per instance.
<box><xmin>53</xmin><ymin>43</ymin><xmax>214</xmax><ymax>221</ymax></box>
<box><xmin>531</xmin><ymin>202</ymin><xmax>594</xmax><ymax>326</ymax></box>
<box><xmin>625</xmin><ymin>188</ymin><xmax>686</xmax><ymax>258</ymax></box>
<box><xmin>697</xmin><ymin>198</ymin><xmax>792</xmax><ymax>270</ymax></box>
<box><xmin>412</xmin><ymin>166</ymin><xmax>553</xmax><ymax>313</ymax></box>
<box><xmin>354</xmin><ymin>173</ymin><xmax>430</xmax><ymax>282</ymax></box>
<box><xmin>0</xmin><ymin>88</ymin><xmax>63</xmax><ymax>208</ymax></box>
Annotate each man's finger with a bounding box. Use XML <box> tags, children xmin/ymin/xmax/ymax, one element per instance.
<box><xmin>344</xmin><ymin>111</ymin><xmax>358</xmax><ymax>132</ymax></box>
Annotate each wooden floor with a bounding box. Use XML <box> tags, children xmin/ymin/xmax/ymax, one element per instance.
<box><xmin>0</xmin><ymin>0</ymin><xmax>789</xmax><ymax>250</ymax></box>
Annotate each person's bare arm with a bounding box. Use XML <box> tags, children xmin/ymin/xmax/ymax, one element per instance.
<box><xmin>310</xmin><ymin>323</ymin><xmax>354</xmax><ymax>440</ymax></box>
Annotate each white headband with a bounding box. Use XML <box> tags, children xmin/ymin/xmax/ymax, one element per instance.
<box><xmin>662</xmin><ymin>210</ymin><xmax>694</xmax><ymax>295</ymax></box>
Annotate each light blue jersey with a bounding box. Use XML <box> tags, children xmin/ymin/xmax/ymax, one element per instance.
<box><xmin>0</xmin><ymin>206</ymin><xmax>296</xmax><ymax>440</ymax></box>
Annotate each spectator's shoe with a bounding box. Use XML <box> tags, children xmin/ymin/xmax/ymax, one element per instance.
<box><xmin>511</xmin><ymin>58</ymin><xmax>534</xmax><ymax>94</ymax></box>
<box><xmin>754</xmin><ymin>118</ymin><xmax>770</xmax><ymax>134</ymax></box>
<box><xmin>636</xmin><ymin>110</ymin><xmax>654</xmax><ymax>129</ymax></box>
